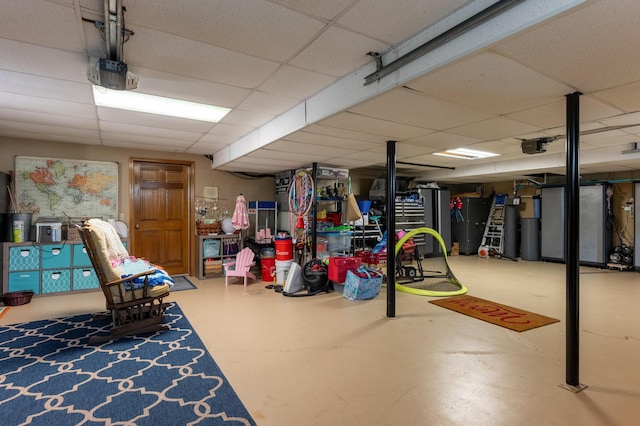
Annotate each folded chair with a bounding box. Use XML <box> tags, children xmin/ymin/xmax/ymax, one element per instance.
<box><xmin>77</xmin><ymin>219</ymin><xmax>172</xmax><ymax>343</ymax></box>
<box><xmin>224</xmin><ymin>247</ymin><xmax>256</xmax><ymax>287</ymax></box>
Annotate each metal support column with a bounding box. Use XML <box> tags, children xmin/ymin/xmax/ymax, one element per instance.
<box><xmin>386</xmin><ymin>141</ymin><xmax>396</xmax><ymax>318</ymax></box>
<box><xmin>311</xmin><ymin>162</ymin><xmax>318</xmax><ymax>259</ymax></box>
<box><xmin>561</xmin><ymin>91</ymin><xmax>586</xmax><ymax>392</ymax></box>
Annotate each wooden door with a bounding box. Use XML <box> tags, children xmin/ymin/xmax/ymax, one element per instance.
<box><xmin>131</xmin><ymin>160</ymin><xmax>192</xmax><ymax>275</ymax></box>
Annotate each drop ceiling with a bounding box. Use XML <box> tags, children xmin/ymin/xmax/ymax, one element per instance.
<box><xmin>2</xmin><ymin>0</ymin><xmax>640</xmax><ymax>183</ymax></box>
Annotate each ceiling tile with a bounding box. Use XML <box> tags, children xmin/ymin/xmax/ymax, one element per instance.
<box><xmin>0</xmin><ymin>70</ymin><xmax>92</xmax><ymax>103</ymax></box>
<box><xmin>341</xmin><ymin>150</ymin><xmax>386</xmax><ymax>163</ymax></box>
<box><xmin>0</xmin><ymin>92</ymin><xmax>96</xmax><ymax>119</ymax></box>
<box><xmin>403</xmin><ymin>132</ymin><xmax>481</xmax><ymax>151</ymax></box>
<box><xmin>368</xmin><ymin>143</ymin><xmax>438</xmax><ymax>158</ymax></box>
<box><xmin>101</xmin><ymin>133</ymin><xmax>193</xmax><ymax>148</ymax></box>
<box><xmin>0</xmin><ymin>0</ymin><xmax>84</xmax><ymax>52</ymax></box>
<box><xmin>406</xmin><ymin>51</ymin><xmax>573</xmax><ymax>115</ymax></box>
<box><xmin>206</xmin><ymin>123</ymin><xmax>255</xmax><ymax>138</ymax></box>
<box><xmin>198</xmin><ymin>133</ymin><xmax>238</xmax><ymax>146</ymax></box>
<box><xmin>494</xmin><ymin>0</ymin><xmax>640</xmax><ymax>92</ymax></box>
<box><xmin>327</xmin><ymin>157</ymin><xmax>375</xmax><ymax>169</ymax></box>
<box><xmin>0</xmin><ymin>129</ymin><xmax>101</xmax><ymax>146</ymax></box>
<box><xmin>126</xmin><ymin>27</ymin><xmax>280</xmax><ymax>88</ymax></box>
<box><xmin>449</xmin><ymin>117</ymin><xmax>542</xmax><ymax>141</ymax></box>
<box><xmin>259</xmin><ymin>65</ymin><xmax>336</xmax><ymax>100</ymax></box>
<box><xmin>290</xmin><ymin>26</ymin><xmax>389</xmax><ymax>77</ymax></box>
<box><xmin>125</xmin><ymin>0</ymin><xmax>326</xmax><ymax>62</ymax></box>
<box><xmin>0</xmin><ymin>120</ymin><xmax>99</xmax><ymax>139</ymax></box>
<box><xmin>319</xmin><ymin>111</ymin><xmax>433</xmax><ymax>140</ymax></box>
<box><xmin>252</xmin><ymin>149</ymin><xmax>331</xmax><ymax>164</ymax></box>
<box><xmin>132</xmin><ymin>67</ymin><xmax>251</xmax><ymax>108</ymax></box>
<box><xmin>96</xmin><ymin>107</ymin><xmax>215</xmax><ymax>132</ymax></box>
<box><xmin>303</xmin><ymin>124</ymin><xmax>389</xmax><ymax>144</ymax></box>
<box><xmin>265</xmin><ymin>139</ymin><xmax>356</xmax><ymax>157</ymax></box>
<box><xmin>236</xmin><ymin>91</ymin><xmax>301</xmax><ymax>116</ymax></box>
<box><xmin>593</xmin><ymin>81</ymin><xmax>640</xmax><ymax>113</ymax></box>
<box><xmin>268</xmin><ymin>0</ymin><xmax>355</xmax><ymax>21</ymax></box>
<box><xmin>229</xmin><ymin>156</ymin><xmax>296</xmax><ymax>169</ymax></box>
<box><xmin>0</xmin><ymin>39</ymin><xmax>88</xmax><ymax>82</ymax></box>
<box><xmin>0</xmin><ymin>108</ymin><xmax>97</xmax><ymax>131</ymax></box>
<box><xmin>349</xmin><ymin>87</ymin><xmax>491</xmax><ymax>130</ymax></box>
<box><xmin>98</xmin><ymin>121</ymin><xmax>203</xmax><ymax>141</ymax></box>
<box><xmin>280</xmin><ymin>131</ymin><xmax>380</xmax><ymax>151</ymax></box>
<box><xmin>187</xmin><ymin>141</ymin><xmax>231</xmax><ymax>154</ymax></box>
<box><xmin>220</xmin><ymin>109</ymin><xmax>273</xmax><ymax>128</ymax></box>
<box><xmin>338</xmin><ymin>0</ymin><xmax>467</xmax><ymax>44</ymax></box>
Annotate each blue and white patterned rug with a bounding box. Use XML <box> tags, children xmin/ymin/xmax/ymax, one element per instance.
<box><xmin>0</xmin><ymin>303</ymin><xmax>256</xmax><ymax>425</ymax></box>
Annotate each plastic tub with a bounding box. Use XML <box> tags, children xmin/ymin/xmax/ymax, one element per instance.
<box><xmin>275</xmin><ymin>259</ymin><xmax>294</xmax><ymax>284</ymax></box>
<box><xmin>261</xmin><ymin>257</ymin><xmax>276</xmax><ymax>282</ymax></box>
<box><xmin>326</xmin><ymin>231</ymin><xmax>352</xmax><ymax>252</ymax></box>
<box><xmin>274</xmin><ymin>237</ymin><xmax>293</xmax><ymax>260</ymax></box>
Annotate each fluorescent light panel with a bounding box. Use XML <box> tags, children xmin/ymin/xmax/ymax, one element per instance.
<box><xmin>92</xmin><ymin>86</ymin><xmax>231</xmax><ymax>123</ymax></box>
<box><xmin>433</xmin><ymin>147</ymin><xmax>499</xmax><ymax>160</ymax></box>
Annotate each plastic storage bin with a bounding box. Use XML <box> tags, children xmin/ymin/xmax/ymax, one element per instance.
<box><xmin>326</xmin><ymin>231</ymin><xmax>352</xmax><ymax>252</ymax></box>
<box><xmin>202</xmin><ymin>239</ymin><xmax>221</xmax><ymax>257</ymax></box>
<box><xmin>328</xmin><ymin>256</ymin><xmax>361</xmax><ymax>284</ymax></box>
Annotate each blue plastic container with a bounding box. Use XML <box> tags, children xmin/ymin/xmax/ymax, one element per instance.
<box><xmin>357</xmin><ymin>200</ymin><xmax>372</xmax><ymax>214</ymax></box>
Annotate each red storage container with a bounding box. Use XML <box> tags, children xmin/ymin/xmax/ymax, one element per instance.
<box><xmin>357</xmin><ymin>250</ymin><xmax>387</xmax><ymax>266</ymax></box>
<box><xmin>261</xmin><ymin>257</ymin><xmax>276</xmax><ymax>282</ymax></box>
<box><xmin>274</xmin><ymin>237</ymin><xmax>293</xmax><ymax>260</ymax></box>
<box><xmin>328</xmin><ymin>256</ymin><xmax>361</xmax><ymax>284</ymax></box>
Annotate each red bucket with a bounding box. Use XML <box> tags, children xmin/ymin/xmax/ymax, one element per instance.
<box><xmin>261</xmin><ymin>257</ymin><xmax>276</xmax><ymax>282</ymax></box>
<box><xmin>274</xmin><ymin>237</ymin><xmax>293</xmax><ymax>260</ymax></box>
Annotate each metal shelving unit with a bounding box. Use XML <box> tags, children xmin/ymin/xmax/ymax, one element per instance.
<box><xmin>395</xmin><ymin>198</ymin><xmax>427</xmax><ymax>247</ymax></box>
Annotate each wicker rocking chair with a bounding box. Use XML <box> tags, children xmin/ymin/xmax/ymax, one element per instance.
<box><xmin>77</xmin><ymin>219</ymin><xmax>171</xmax><ymax>343</ymax></box>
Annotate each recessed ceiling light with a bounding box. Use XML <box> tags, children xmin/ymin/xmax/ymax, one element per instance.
<box><xmin>92</xmin><ymin>86</ymin><xmax>231</xmax><ymax>123</ymax></box>
<box><xmin>433</xmin><ymin>147</ymin><xmax>499</xmax><ymax>160</ymax></box>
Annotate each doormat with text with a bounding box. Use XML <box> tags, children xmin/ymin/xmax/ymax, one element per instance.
<box><xmin>429</xmin><ymin>295</ymin><xmax>560</xmax><ymax>332</ymax></box>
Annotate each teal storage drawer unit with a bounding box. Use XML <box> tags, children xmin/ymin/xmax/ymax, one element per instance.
<box><xmin>2</xmin><ymin>238</ymin><xmax>127</xmax><ymax>297</ymax></box>
<box><xmin>73</xmin><ymin>268</ymin><xmax>99</xmax><ymax>290</ymax></box>
<box><xmin>41</xmin><ymin>245</ymin><xmax>72</xmax><ymax>269</ymax></box>
<box><xmin>72</xmin><ymin>244</ymin><xmax>92</xmax><ymax>267</ymax></box>
<box><xmin>8</xmin><ymin>246</ymin><xmax>40</xmax><ymax>271</ymax></box>
<box><xmin>8</xmin><ymin>271</ymin><xmax>40</xmax><ymax>294</ymax></box>
<box><xmin>41</xmin><ymin>269</ymin><xmax>71</xmax><ymax>293</ymax></box>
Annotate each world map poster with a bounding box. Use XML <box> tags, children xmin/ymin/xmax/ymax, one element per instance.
<box><xmin>15</xmin><ymin>156</ymin><xmax>119</xmax><ymax>221</ymax></box>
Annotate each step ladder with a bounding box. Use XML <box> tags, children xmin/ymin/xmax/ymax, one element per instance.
<box><xmin>479</xmin><ymin>194</ymin><xmax>507</xmax><ymax>257</ymax></box>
